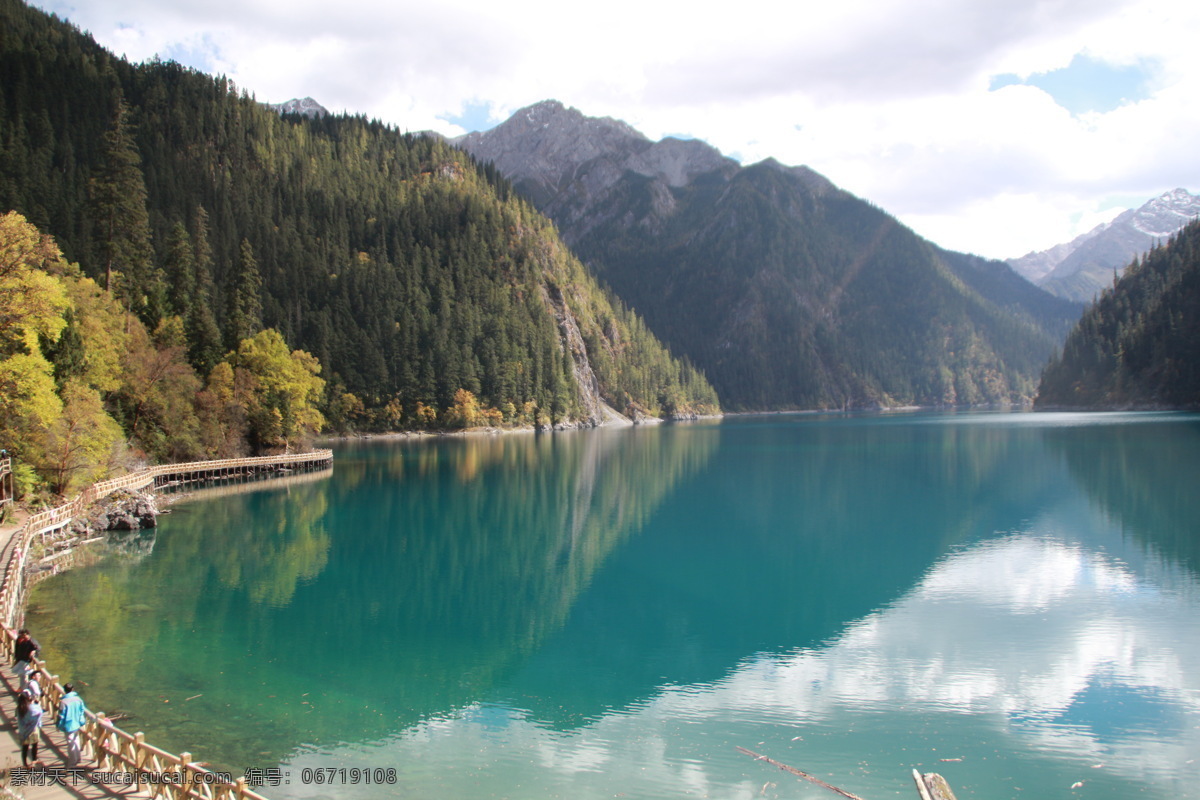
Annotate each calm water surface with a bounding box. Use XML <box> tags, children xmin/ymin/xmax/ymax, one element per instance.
<box><xmin>29</xmin><ymin>412</ymin><xmax>1200</xmax><ymax>799</ymax></box>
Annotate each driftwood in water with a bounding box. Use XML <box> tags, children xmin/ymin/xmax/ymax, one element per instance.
<box><xmin>736</xmin><ymin>747</ymin><xmax>868</xmax><ymax>800</ymax></box>
<box><xmin>912</xmin><ymin>769</ymin><xmax>958</xmax><ymax>800</ymax></box>
<box><xmin>738</xmin><ymin>746</ymin><xmax>961</xmax><ymax>800</ymax></box>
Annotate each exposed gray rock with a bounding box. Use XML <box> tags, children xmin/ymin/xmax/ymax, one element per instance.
<box><xmin>91</xmin><ymin>489</ymin><xmax>159</xmax><ymax>531</ymax></box>
<box><xmin>627</xmin><ymin>137</ymin><xmax>733</xmax><ymax>188</ymax></box>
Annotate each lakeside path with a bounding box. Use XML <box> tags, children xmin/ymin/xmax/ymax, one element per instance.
<box><xmin>0</xmin><ymin>453</ymin><xmax>332</xmax><ymax>800</ymax></box>
<box><xmin>0</xmin><ymin>668</ymin><xmax>153</xmax><ymax>800</ymax></box>
<box><xmin>0</xmin><ymin>509</ymin><xmax>152</xmax><ymax>800</ymax></box>
<box><xmin>0</xmin><ymin>509</ymin><xmax>29</xmax><ymax>594</ymax></box>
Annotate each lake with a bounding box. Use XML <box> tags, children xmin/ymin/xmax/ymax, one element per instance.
<box><xmin>28</xmin><ymin>411</ymin><xmax>1200</xmax><ymax>799</ymax></box>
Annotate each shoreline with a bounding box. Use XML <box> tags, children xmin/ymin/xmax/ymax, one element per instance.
<box><xmin>316</xmin><ymin>403</ymin><xmax>1053</xmax><ymax>444</ymax></box>
<box><xmin>316</xmin><ymin>412</ymin><xmax>727</xmax><ymax>444</ymax></box>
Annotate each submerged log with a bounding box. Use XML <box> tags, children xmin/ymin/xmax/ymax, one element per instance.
<box><xmin>737</xmin><ymin>747</ymin><xmax>868</xmax><ymax>800</ymax></box>
<box><xmin>738</xmin><ymin>746</ymin><xmax>961</xmax><ymax>800</ymax></box>
<box><xmin>913</xmin><ymin>770</ymin><xmax>958</xmax><ymax>800</ymax></box>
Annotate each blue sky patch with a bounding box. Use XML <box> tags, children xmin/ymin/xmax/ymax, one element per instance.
<box><xmin>160</xmin><ymin>35</ymin><xmax>222</xmax><ymax>75</ymax></box>
<box><xmin>989</xmin><ymin>54</ymin><xmax>1157</xmax><ymax>115</ymax></box>
<box><xmin>439</xmin><ymin>99</ymin><xmax>497</xmax><ymax>133</ymax></box>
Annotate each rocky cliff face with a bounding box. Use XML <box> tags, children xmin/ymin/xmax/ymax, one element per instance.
<box><xmin>1009</xmin><ymin>188</ymin><xmax>1200</xmax><ymax>302</ymax></box>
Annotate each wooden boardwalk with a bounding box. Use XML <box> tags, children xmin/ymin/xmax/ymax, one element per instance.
<box><xmin>1</xmin><ymin>457</ymin><xmax>14</xmax><ymax>516</ymax></box>
<box><xmin>0</xmin><ymin>452</ymin><xmax>333</xmax><ymax>800</ymax></box>
<box><xmin>0</xmin><ymin>667</ymin><xmax>151</xmax><ymax>800</ymax></box>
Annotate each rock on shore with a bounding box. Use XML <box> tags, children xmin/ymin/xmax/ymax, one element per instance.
<box><xmin>85</xmin><ymin>489</ymin><xmax>160</xmax><ymax>532</ymax></box>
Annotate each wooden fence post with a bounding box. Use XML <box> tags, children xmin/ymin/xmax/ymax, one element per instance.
<box><xmin>135</xmin><ymin>732</ymin><xmax>147</xmax><ymax>791</ymax></box>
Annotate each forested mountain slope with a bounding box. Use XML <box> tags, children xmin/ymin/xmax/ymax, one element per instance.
<box><xmin>458</xmin><ymin>101</ymin><xmax>1083</xmax><ymax>410</ymax></box>
<box><xmin>0</xmin><ymin>0</ymin><xmax>716</xmax><ymax>434</ymax></box>
<box><xmin>1036</xmin><ymin>220</ymin><xmax>1200</xmax><ymax>409</ymax></box>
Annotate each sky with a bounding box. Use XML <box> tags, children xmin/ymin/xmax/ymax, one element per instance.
<box><xmin>34</xmin><ymin>0</ymin><xmax>1200</xmax><ymax>260</ymax></box>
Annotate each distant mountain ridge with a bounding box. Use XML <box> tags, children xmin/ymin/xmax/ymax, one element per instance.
<box><xmin>1009</xmin><ymin>188</ymin><xmax>1200</xmax><ymax>302</ymax></box>
<box><xmin>455</xmin><ymin>100</ymin><xmax>1082</xmax><ymax>410</ymax></box>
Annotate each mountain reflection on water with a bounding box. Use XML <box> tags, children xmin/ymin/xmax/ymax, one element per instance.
<box><xmin>28</xmin><ymin>412</ymin><xmax>1200</xmax><ymax>800</ymax></box>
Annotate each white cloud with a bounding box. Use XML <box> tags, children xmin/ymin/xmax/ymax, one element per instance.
<box><xmin>31</xmin><ymin>0</ymin><xmax>1200</xmax><ymax>259</ymax></box>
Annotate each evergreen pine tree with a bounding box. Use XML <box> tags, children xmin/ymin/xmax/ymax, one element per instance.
<box><xmin>44</xmin><ymin>307</ymin><xmax>87</xmax><ymax>388</ymax></box>
<box><xmin>187</xmin><ymin>206</ymin><xmax>223</xmax><ymax>374</ymax></box>
<box><xmin>225</xmin><ymin>237</ymin><xmax>263</xmax><ymax>350</ymax></box>
<box><xmin>87</xmin><ymin>95</ymin><xmax>157</xmax><ymax>317</ymax></box>
<box><xmin>163</xmin><ymin>221</ymin><xmax>196</xmax><ymax>320</ymax></box>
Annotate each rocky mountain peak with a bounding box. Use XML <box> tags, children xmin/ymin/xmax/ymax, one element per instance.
<box><xmin>268</xmin><ymin>97</ymin><xmax>329</xmax><ymax>118</ymax></box>
<box><xmin>453</xmin><ymin>101</ymin><xmax>651</xmax><ymax>197</ymax></box>
<box><xmin>752</xmin><ymin>157</ymin><xmax>837</xmax><ymax>195</ymax></box>
<box><xmin>1131</xmin><ymin>187</ymin><xmax>1200</xmax><ymax>238</ymax></box>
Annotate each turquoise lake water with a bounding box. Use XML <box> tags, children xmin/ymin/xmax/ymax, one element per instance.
<box><xmin>28</xmin><ymin>411</ymin><xmax>1200</xmax><ymax>799</ymax></box>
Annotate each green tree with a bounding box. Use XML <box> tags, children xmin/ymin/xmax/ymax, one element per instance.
<box><xmin>225</xmin><ymin>238</ymin><xmax>263</xmax><ymax>350</ymax></box>
<box><xmin>186</xmin><ymin>207</ymin><xmax>223</xmax><ymax>375</ymax></box>
<box><xmin>88</xmin><ymin>96</ymin><xmax>158</xmax><ymax>319</ymax></box>
<box><xmin>162</xmin><ymin>221</ymin><xmax>196</xmax><ymax>319</ymax></box>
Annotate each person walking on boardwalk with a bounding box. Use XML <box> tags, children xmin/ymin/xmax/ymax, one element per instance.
<box><xmin>56</xmin><ymin>682</ymin><xmax>88</xmax><ymax>768</ymax></box>
<box><xmin>12</xmin><ymin>628</ymin><xmax>39</xmax><ymax>691</ymax></box>
<box><xmin>17</xmin><ymin>690</ymin><xmax>44</xmax><ymax>767</ymax></box>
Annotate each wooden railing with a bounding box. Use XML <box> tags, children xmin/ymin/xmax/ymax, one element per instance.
<box><xmin>21</xmin><ymin>450</ymin><xmax>333</xmax><ymax>538</ymax></box>
<box><xmin>0</xmin><ymin>456</ymin><xmax>13</xmax><ymax>511</ymax></box>
<box><xmin>6</xmin><ymin>627</ymin><xmax>273</xmax><ymax>800</ymax></box>
<box><xmin>0</xmin><ymin>449</ymin><xmax>333</xmax><ymax>799</ymax></box>
<box><xmin>1</xmin><ymin>450</ymin><xmax>332</xmax><ymax>627</ymax></box>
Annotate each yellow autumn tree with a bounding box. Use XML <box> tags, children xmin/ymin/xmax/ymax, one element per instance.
<box><xmin>42</xmin><ymin>379</ymin><xmax>123</xmax><ymax>495</ymax></box>
<box><xmin>227</xmin><ymin>328</ymin><xmax>326</xmax><ymax>452</ymax></box>
<box><xmin>0</xmin><ymin>212</ymin><xmax>127</xmax><ymax>495</ymax></box>
<box><xmin>0</xmin><ymin>212</ymin><xmax>70</xmax><ymax>489</ymax></box>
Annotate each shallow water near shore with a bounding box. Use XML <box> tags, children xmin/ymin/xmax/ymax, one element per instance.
<box><xmin>28</xmin><ymin>411</ymin><xmax>1200</xmax><ymax>799</ymax></box>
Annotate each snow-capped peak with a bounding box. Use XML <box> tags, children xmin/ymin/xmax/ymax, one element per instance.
<box><xmin>1131</xmin><ymin>188</ymin><xmax>1200</xmax><ymax>239</ymax></box>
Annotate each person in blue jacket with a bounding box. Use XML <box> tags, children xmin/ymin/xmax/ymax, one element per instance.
<box><xmin>56</xmin><ymin>683</ymin><xmax>88</xmax><ymax>768</ymax></box>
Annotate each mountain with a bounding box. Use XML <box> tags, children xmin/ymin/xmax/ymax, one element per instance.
<box><xmin>1009</xmin><ymin>188</ymin><xmax>1200</xmax><ymax>302</ymax></box>
<box><xmin>268</xmin><ymin>96</ymin><xmax>329</xmax><ymax>118</ymax></box>
<box><xmin>1036</xmin><ymin>219</ymin><xmax>1200</xmax><ymax>409</ymax></box>
<box><xmin>456</xmin><ymin>101</ymin><xmax>1082</xmax><ymax>410</ymax></box>
<box><xmin>1007</xmin><ymin>228</ymin><xmax>1106</xmax><ymax>284</ymax></box>
<box><xmin>0</xmin><ymin>0</ymin><xmax>717</xmax><ymax>432</ymax></box>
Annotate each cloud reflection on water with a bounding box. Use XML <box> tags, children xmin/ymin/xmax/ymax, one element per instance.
<box><xmin>280</xmin><ymin>498</ymin><xmax>1200</xmax><ymax>799</ymax></box>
